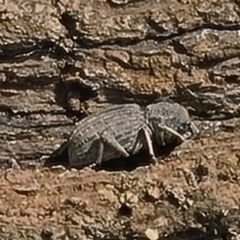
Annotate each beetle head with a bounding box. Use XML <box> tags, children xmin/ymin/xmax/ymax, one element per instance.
<box><xmin>147</xmin><ymin>102</ymin><xmax>198</xmax><ymax>145</ymax></box>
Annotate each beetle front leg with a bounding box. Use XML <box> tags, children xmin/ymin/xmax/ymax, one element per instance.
<box><xmin>141</xmin><ymin>128</ymin><xmax>157</xmax><ymax>162</ymax></box>
<box><xmin>132</xmin><ymin>127</ymin><xmax>157</xmax><ymax>163</ymax></box>
<box><xmin>158</xmin><ymin>124</ymin><xmax>185</xmax><ymax>143</ymax></box>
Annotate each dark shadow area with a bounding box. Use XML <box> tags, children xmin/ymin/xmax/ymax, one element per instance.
<box><xmin>166</xmin><ymin>228</ymin><xmax>225</xmax><ymax>240</ymax></box>
<box><xmin>102</xmin><ymin>88</ymin><xmax>164</xmax><ymax>106</ymax></box>
<box><xmin>94</xmin><ymin>140</ymin><xmax>179</xmax><ymax>172</ymax></box>
<box><xmin>54</xmin><ymin>81</ymin><xmax>97</xmax><ymax>120</ymax></box>
<box><xmin>92</xmin><ymin>225</ymin><xmax>232</xmax><ymax>240</ymax></box>
<box><xmin>117</xmin><ymin>204</ymin><xmax>133</xmax><ymax>217</ymax></box>
<box><xmin>0</xmin><ymin>40</ymin><xmax>69</xmax><ymax>63</ymax></box>
<box><xmin>44</xmin><ymin>140</ymin><xmax>179</xmax><ymax>172</ymax></box>
<box><xmin>43</xmin><ymin>141</ymin><xmax>70</xmax><ymax>168</ymax></box>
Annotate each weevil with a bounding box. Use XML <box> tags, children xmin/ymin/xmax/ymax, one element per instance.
<box><xmin>67</xmin><ymin>102</ymin><xmax>197</xmax><ymax>168</ymax></box>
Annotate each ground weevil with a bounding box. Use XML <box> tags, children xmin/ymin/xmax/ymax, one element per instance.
<box><xmin>67</xmin><ymin>102</ymin><xmax>198</xmax><ymax>168</ymax></box>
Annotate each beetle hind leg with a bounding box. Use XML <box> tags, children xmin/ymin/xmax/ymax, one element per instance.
<box><xmin>95</xmin><ymin>131</ymin><xmax>130</xmax><ymax>166</ymax></box>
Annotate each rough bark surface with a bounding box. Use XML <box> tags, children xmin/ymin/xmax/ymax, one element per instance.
<box><xmin>1</xmin><ymin>0</ymin><xmax>240</xmax><ymax>239</ymax></box>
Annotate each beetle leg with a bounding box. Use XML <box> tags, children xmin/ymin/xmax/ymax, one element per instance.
<box><xmin>95</xmin><ymin>131</ymin><xmax>130</xmax><ymax>166</ymax></box>
<box><xmin>142</xmin><ymin>127</ymin><xmax>157</xmax><ymax>162</ymax></box>
<box><xmin>132</xmin><ymin>127</ymin><xmax>157</xmax><ymax>163</ymax></box>
<box><xmin>95</xmin><ymin>137</ymin><xmax>104</xmax><ymax>166</ymax></box>
<box><xmin>158</xmin><ymin>124</ymin><xmax>185</xmax><ymax>143</ymax></box>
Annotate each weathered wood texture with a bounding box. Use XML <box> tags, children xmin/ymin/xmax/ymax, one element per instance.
<box><xmin>1</xmin><ymin>0</ymin><xmax>240</xmax><ymax>162</ymax></box>
<box><xmin>1</xmin><ymin>1</ymin><xmax>240</xmax><ymax>240</ymax></box>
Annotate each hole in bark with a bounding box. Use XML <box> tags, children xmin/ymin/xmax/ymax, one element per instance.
<box><xmin>224</xmin><ymin>75</ymin><xmax>239</xmax><ymax>84</ymax></box>
<box><xmin>194</xmin><ymin>164</ymin><xmax>209</xmax><ymax>183</ymax></box>
<box><xmin>54</xmin><ymin>81</ymin><xmax>98</xmax><ymax>119</ymax></box>
<box><xmin>118</xmin><ymin>204</ymin><xmax>132</xmax><ymax>217</ymax></box>
<box><xmin>40</xmin><ymin>227</ymin><xmax>54</xmax><ymax>240</ymax></box>
<box><xmin>59</xmin><ymin>12</ymin><xmax>77</xmax><ymax>33</ymax></box>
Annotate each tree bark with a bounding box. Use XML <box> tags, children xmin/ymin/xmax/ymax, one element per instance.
<box><xmin>1</xmin><ymin>0</ymin><xmax>240</xmax><ymax>239</ymax></box>
<box><xmin>1</xmin><ymin>0</ymin><xmax>240</xmax><ymax>162</ymax></box>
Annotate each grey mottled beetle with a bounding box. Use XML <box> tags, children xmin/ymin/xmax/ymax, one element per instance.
<box><xmin>68</xmin><ymin>102</ymin><xmax>197</xmax><ymax>168</ymax></box>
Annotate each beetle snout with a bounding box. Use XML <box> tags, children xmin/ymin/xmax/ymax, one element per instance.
<box><xmin>181</xmin><ymin>121</ymin><xmax>199</xmax><ymax>139</ymax></box>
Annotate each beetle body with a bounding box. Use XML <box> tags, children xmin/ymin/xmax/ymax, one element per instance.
<box><xmin>68</xmin><ymin>102</ymin><xmax>195</xmax><ymax>168</ymax></box>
